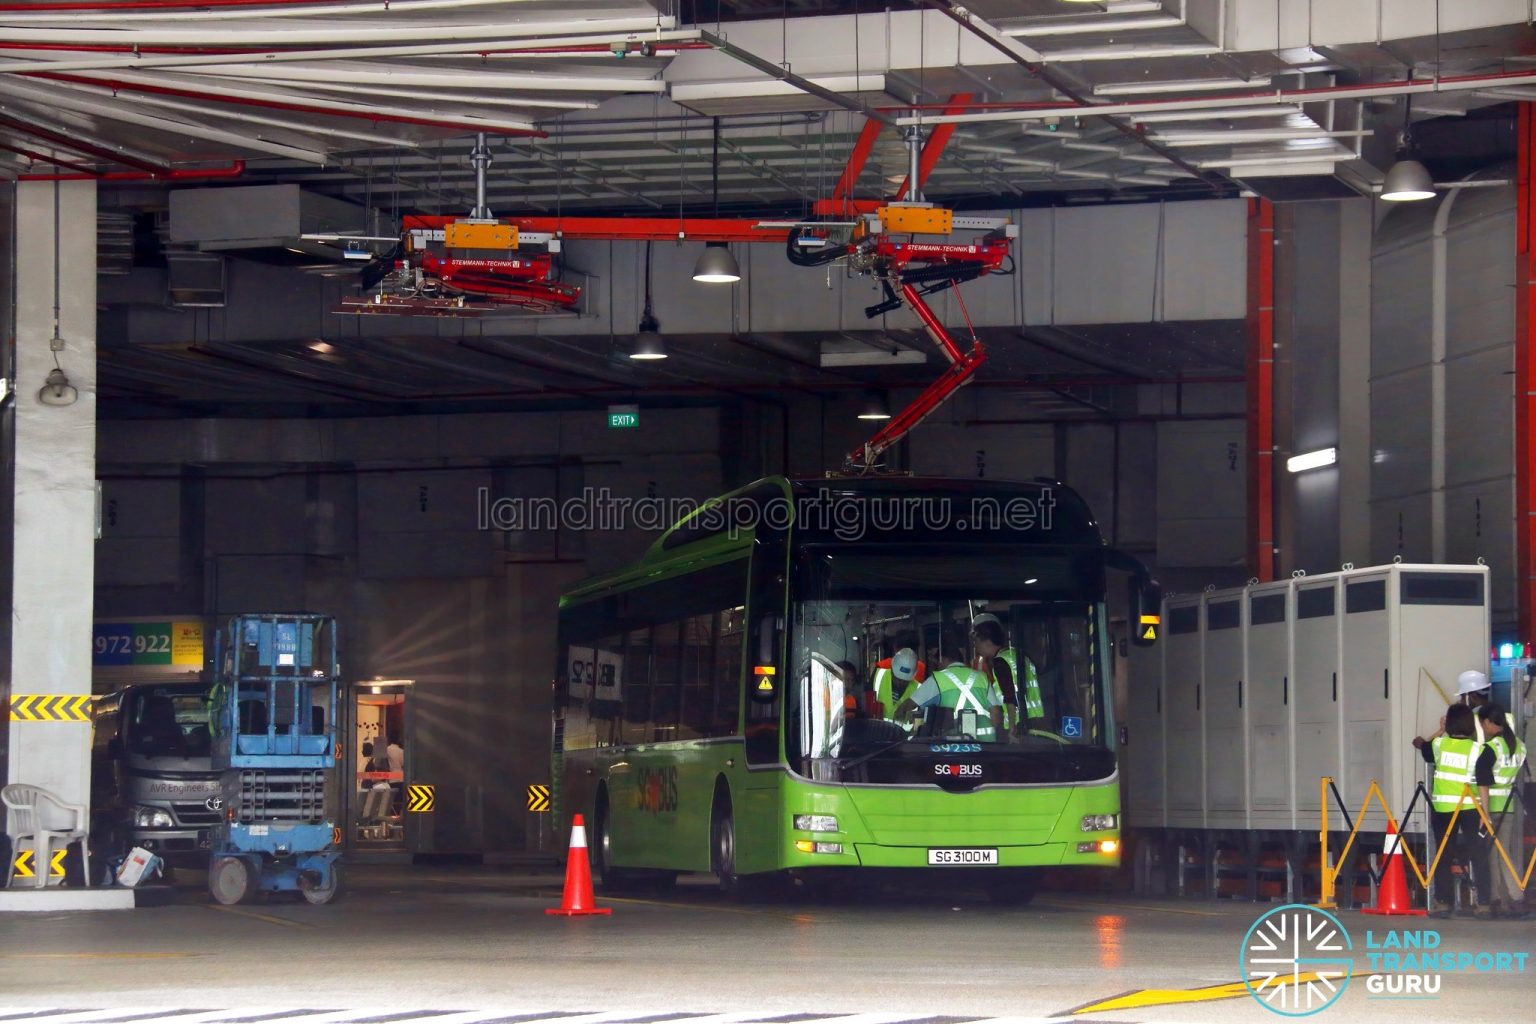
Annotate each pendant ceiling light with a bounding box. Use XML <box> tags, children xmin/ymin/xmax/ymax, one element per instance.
<box><xmin>693</xmin><ymin>117</ymin><xmax>741</xmax><ymax>284</ymax></box>
<box><xmin>1381</xmin><ymin>91</ymin><xmax>1435</xmax><ymax>202</ymax></box>
<box><xmin>693</xmin><ymin>242</ymin><xmax>740</xmax><ymax>284</ymax></box>
<box><xmin>1380</xmin><ymin>159</ymin><xmax>1435</xmax><ymax>202</ymax></box>
<box><xmin>631</xmin><ymin>240</ymin><xmax>668</xmax><ymax>360</ymax></box>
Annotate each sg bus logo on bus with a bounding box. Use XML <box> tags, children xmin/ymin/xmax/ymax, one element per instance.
<box><xmin>935</xmin><ymin>763</ymin><xmax>982</xmax><ymax>778</ymax></box>
<box><xmin>635</xmin><ymin>766</ymin><xmax>679</xmax><ymax>814</ymax></box>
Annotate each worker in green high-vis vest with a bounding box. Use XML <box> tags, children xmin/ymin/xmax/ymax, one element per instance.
<box><xmin>1414</xmin><ymin>702</ymin><xmax>1496</xmax><ymax>917</ymax></box>
<box><xmin>893</xmin><ymin>623</ymin><xmax>1005</xmax><ymax>741</ymax></box>
<box><xmin>1475</xmin><ymin>704</ymin><xmax>1528</xmax><ymax>918</ymax></box>
<box><xmin>971</xmin><ymin>614</ymin><xmax>1045</xmax><ymax>735</ymax></box>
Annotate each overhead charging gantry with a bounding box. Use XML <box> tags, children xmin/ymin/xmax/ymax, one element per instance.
<box><xmin>324</xmin><ymin>99</ymin><xmax>1010</xmax><ymax>473</ymax></box>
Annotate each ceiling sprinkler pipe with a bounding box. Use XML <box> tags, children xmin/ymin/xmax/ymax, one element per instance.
<box><xmin>18</xmin><ymin>158</ymin><xmax>246</xmax><ymax>181</ymax></box>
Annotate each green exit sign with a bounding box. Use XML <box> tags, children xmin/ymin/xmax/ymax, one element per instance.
<box><xmin>608</xmin><ymin>404</ymin><xmax>639</xmax><ymax>429</ymax></box>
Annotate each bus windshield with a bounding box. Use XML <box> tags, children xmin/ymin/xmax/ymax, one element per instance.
<box><xmin>788</xmin><ymin>548</ymin><xmax>1111</xmax><ymax>782</ymax></box>
<box><xmin>126</xmin><ymin>686</ymin><xmax>213</xmax><ymax>760</ymax></box>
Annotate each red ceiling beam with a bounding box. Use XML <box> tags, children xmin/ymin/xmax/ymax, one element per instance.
<box><xmin>1246</xmin><ymin>197</ymin><xmax>1277</xmax><ymax>583</ymax></box>
<box><xmin>1516</xmin><ymin>103</ymin><xmax>1536</xmax><ymax>645</ymax></box>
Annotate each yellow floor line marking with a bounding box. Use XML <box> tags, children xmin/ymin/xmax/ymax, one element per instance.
<box><xmin>1036</xmin><ymin>896</ymin><xmax>1225</xmax><ymax>918</ymax></box>
<box><xmin>205</xmin><ymin>904</ymin><xmax>313</xmax><ymax>929</ymax></box>
<box><xmin>1066</xmin><ymin>973</ymin><xmax>1347</xmax><ymax>1014</ymax></box>
<box><xmin>1</xmin><ymin>953</ymin><xmax>206</xmax><ymax>959</ymax></box>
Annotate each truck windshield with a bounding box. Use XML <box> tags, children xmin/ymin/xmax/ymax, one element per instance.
<box><xmin>787</xmin><ymin>548</ymin><xmax>1111</xmax><ymax>782</ymax></box>
<box><xmin>127</xmin><ymin>687</ymin><xmax>212</xmax><ymax>759</ymax></box>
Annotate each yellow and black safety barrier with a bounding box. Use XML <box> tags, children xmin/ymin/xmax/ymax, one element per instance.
<box><xmin>9</xmin><ymin>694</ymin><xmax>93</xmax><ymax>722</ymax></box>
<box><xmin>406</xmin><ymin>784</ymin><xmax>435</xmax><ymax>813</ymax></box>
<box><xmin>1318</xmin><ymin>776</ymin><xmax>1535</xmax><ymax>909</ymax></box>
<box><xmin>10</xmin><ymin>849</ymin><xmax>67</xmax><ymax>881</ymax></box>
<box><xmin>527</xmin><ymin>784</ymin><xmax>550</xmax><ymax>812</ymax></box>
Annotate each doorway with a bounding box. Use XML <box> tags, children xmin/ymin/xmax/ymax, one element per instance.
<box><xmin>350</xmin><ymin>680</ymin><xmax>412</xmax><ymax>852</ymax></box>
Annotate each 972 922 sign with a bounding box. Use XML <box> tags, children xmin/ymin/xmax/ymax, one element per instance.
<box><xmin>927</xmin><ymin>848</ymin><xmax>999</xmax><ymax>866</ymax></box>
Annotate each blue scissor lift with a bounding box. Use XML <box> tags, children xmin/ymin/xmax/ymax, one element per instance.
<box><xmin>208</xmin><ymin>614</ymin><xmax>343</xmax><ymax>906</ymax></box>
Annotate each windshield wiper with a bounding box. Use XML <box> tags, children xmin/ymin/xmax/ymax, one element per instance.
<box><xmin>837</xmin><ymin>734</ymin><xmax>914</xmax><ymax>771</ymax></box>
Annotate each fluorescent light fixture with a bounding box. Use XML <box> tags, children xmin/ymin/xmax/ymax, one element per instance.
<box><xmin>1287</xmin><ymin>447</ymin><xmax>1337</xmax><ymax>473</ymax></box>
<box><xmin>856</xmin><ymin>392</ymin><xmax>891</xmax><ymax>421</ymax></box>
<box><xmin>1380</xmin><ymin>159</ymin><xmax>1436</xmax><ymax>202</ymax></box>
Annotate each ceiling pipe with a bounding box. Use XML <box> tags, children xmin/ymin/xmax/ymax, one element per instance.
<box><xmin>19</xmin><ymin>158</ymin><xmax>245</xmax><ymax>181</ymax></box>
<box><xmin>0</xmin><ymin>30</ymin><xmax>690</xmax><ymax>82</ymax></box>
<box><xmin>0</xmin><ymin>16</ymin><xmax>679</xmax><ymax>48</ymax></box>
<box><xmin>0</xmin><ymin>0</ymin><xmax>531</xmax><ymax>19</ymax></box>
<box><xmin>0</xmin><ymin>141</ymin><xmax>97</xmax><ymax>175</ymax></box>
<box><xmin>39</xmin><ymin>77</ymin><xmax>422</xmax><ymax>148</ymax></box>
<box><xmin>0</xmin><ymin>110</ymin><xmax>168</xmax><ymax>173</ymax></box>
<box><xmin>0</xmin><ymin>79</ymin><xmax>329</xmax><ymax>162</ymax></box>
<box><xmin>28</xmin><ymin>71</ymin><xmax>546</xmax><ymax>137</ymax></box>
<box><xmin>896</xmin><ymin>70</ymin><xmax>1536</xmax><ymax>128</ymax></box>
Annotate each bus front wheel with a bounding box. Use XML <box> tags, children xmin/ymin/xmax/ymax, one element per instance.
<box><xmin>710</xmin><ymin>798</ymin><xmax>741</xmax><ymax>898</ymax></box>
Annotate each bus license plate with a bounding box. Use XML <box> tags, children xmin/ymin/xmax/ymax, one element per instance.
<box><xmin>927</xmin><ymin>848</ymin><xmax>998</xmax><ymax>866</ymax></box>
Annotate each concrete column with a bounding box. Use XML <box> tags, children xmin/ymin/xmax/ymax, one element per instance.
<box><xmin>1338</xmin><ymin>200</ymin><xmax>1373</xmax><ymax>564</ymax></box>
<box><xmin>6</xmin><ymin>181</ymin><xmax>97</xmax><ymax>825</ymax></box>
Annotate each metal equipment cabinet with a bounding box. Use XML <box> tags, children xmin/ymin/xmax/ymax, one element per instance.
<box><xmin>1127</xmin><ymin>562</ymin><xmax>1490</xmax><ymax>901</ymax></box>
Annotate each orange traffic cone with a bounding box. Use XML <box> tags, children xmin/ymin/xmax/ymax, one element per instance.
<box><xmin>546</xmin><ymin>814</ymin><xmax>612</xmax><ymax>917</ymax></box>
<box><xmin>1361</xmin><ymin>822</ymin><xmax>1427</xmax><ymax>916</ymax></box>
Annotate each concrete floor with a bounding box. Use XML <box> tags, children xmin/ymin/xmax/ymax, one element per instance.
<box><xmin>0</xmin><ymin>865</ymin><xmax>1530</xmax><ymax>1024</ymax></box>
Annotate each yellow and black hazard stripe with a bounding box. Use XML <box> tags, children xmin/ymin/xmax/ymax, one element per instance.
<box><xmin>10</xmin><ymin>849</ymin><xmax>67</xmax><ymax>880</ymax></box>
<box><xmin>526</xmin><ymin>784</ymin><xmax>550</xmax><ymax>812</ymax></box>
<box><xmin>406</xmin><ymin>784</ymin><xmax>435</xmax><ymax>813</ymax></box>
<box><xmin>9</xmin><ymin>694</ymin><xmax>94</xmax><ymax>722</ymax></box>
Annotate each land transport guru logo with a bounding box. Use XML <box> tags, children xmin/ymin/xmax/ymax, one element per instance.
<box><xmin>1240</xmin><ymin>905</ymin><xmax>1354</xmax><ymax>1016</ymax></box>
<box><xmin>1239</xmin><ymin>904</ymin><xmax>1531</xmax><ymax>1016</ymax></box>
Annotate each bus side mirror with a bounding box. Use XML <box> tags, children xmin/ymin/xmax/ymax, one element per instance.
<box><xmin>1129</xmin><ymin>577</ymin><xmax>1163</xmax><ymax>647</ymax></box>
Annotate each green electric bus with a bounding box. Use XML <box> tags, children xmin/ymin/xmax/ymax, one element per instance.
<box><xmin>552</xmin><ymin>476</ymin><xmax>1158</xmax><ymax>902</ymax></box>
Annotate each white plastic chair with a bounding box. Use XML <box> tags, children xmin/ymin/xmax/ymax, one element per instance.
<box><xmin>2</xmin><ymin>784</ymin><xmax>90</xmax><ymax>890</ymax></box>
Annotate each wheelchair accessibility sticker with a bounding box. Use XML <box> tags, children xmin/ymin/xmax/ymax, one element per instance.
<box><xmin>1060</xmin><ymin>716</ymin><xmax>1082</xmax><ymax>739</ymax></box>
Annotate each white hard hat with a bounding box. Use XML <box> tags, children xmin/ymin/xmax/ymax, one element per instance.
<box><xmin>891</xmin><ymin>648</ymin><xmax>918</xmax><ymax>682</ymax></box>
<box><xmin>971</xmin><ymin>613</ymin><xmax>1001</xmax><ymax>630</ymax></box>
<box><xmin>1456</xmin><ymin>669</ymin><xmax>1490</xmax><ymax>696</ymax></box>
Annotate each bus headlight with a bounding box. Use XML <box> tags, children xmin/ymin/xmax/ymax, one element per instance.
<box><xmin>793</xmin><ymin>814</ymin><xmax>839</xmax><ymax>832</ymax></box>
<box><xmin>1078</xmin><ymin>840</ymin><xmax>1119</xmax><ymax>855</ymax></box>
<box><xmin>1081</xmin><ymin>814</ymin><xmax>1118</xmax><ymax>832</ymax></box>
<box><xmin>133</xmin><ymin>806</ymin><xmax>173</xmax><ymax>829</ymax></box>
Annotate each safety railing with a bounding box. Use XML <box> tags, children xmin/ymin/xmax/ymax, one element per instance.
<box><xmin>1317</xmin><ymin>776</ymin><xmax>1534</xmax><ymax>909</ymax></box>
